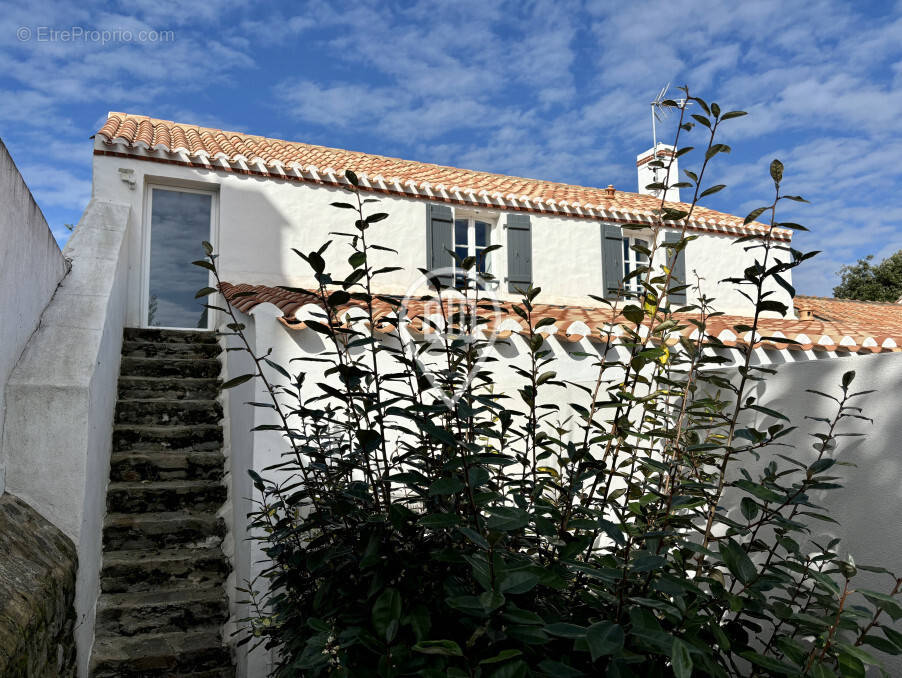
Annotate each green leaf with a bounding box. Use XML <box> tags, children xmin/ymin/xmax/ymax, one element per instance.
<box><xmin>221</xmin><ymin>374</ymin><xmax>253</xmax><ymax>390</ymax></box>
<box><xmin>194</xmin><ymin>286</ymin><xmax>217</xmax><ymax>298</ymax></box>
<box><xmin>263</xmin><ymin>358</ymin><xmax>290</xmax><ymax>380</ymax></box>
<box><xmin>883</xmin><ymin>625</ymin><xmax>902</xmax><ymax>650</ymax></box>
<box><xmin>191</xmin><ymin>259</ymin><xmax>216</xmax><ymax>271</ymax></box>
<box><xmin>536</xmin><ymin>659</ymin><xmax>585</xmax><ymax>677</ymax></box>
<box><xmin>545</xmin><ymin>623</ymin><xmax>587</xmax><ymax>639</ymax></box>
<box><xmin>859</xmin><ymin>590</ymin><xmax>902</xmax><ymax>620</ymax></box>
<box><xmin>622</xmin><ymin>304</ymin><xmax>644</xmax><ymax>325</ymax></box>
<box><xmin>671</xmin><ymin>637</ymin><xmax>693</xmax><ymax>678</ymax></box>
<box><xmin>480</xmin><ymin>649</ymin><xmax>523</xmax><ymax>665</ymax></box>
<box><xmin>371</xmin><ymin>588</ymin><xmax>402</xmax><ymax>643</ymax></box>
<box><xmin>585</xmin><ymin>621</ymin><xmax>624</xmax><ymax>661</ymax></box>
<box><xmin>720</xmin><ymin>110</ymin><xmax>748</xmax><ymax>120</ymax></box>
<box><xmin>698</xmin><ymin>184</ymin><xmax>726</xmax><ymax>199</ymax></box>
<box><xmin>740</xmin><ymin>497</ymin><xmax>759</xmax><ymax>521</ymax></box>
<box><xmin>348</xmin><ymin>251</ymin><xmax>367</xmax><ymax>269</ymax></box>
<box><xmin>720</xmin><ymin>538</ymin><xmax>757</xmax><ymax>585</ymax></box>
<box><xmin>328</xmin><ymin>290</ymin><xmax>351</xmax><ymax>306</ymax></box>
<box><xmin>457</xmin><ymin>527</ymin><xmax>490</xmax><ymax>550</ymax></box>
<box><xmin>500</xmin><ymin>571</ymin><xmax>539</xmax><ymax>594</ymax></box>
<box><xmin>835</xmin><ymin>642</ymin><xmax>879</xmax><ymax>665</ymax></box>
<box><xmin>345</xmin><ymin>169</ymin><xmax>359</xmax><ymax>186</ymax></box>
<box><xmin>744</xmin><ymin>207</ymin><xmax>768</xmax><ymax>225</ymax></box>
<box><xmin>770</xmin><ymin>159</ymin><xmax>784</xmax><ymax>184</ymax></box>
<box><xmin>739</xmin><ymin>651</ymin><xmax>797</xmax><ymax>675</ymax></box>
<box><xmin>734</xmin><ymin>479</ymin><xmax>784</xmax><ymax>503</ymax></box>
<box><xmin>486</xmin><ymin>507</ymin><xmax>529</xmax><ymax>531</ymax></box>
<box><xmin>412</xmin><ymin>640</ymin><xmax>463</xmax><ymax>656</ymax></box>
<box><xmin>428</xmin><ymin>476</ymin><xmax>465</xmax><ymax>496</ymax></box>
<box><xmin>488</xmin><ymin>660</ymin><xmax>528</xmax><ymax>678</ymax></box>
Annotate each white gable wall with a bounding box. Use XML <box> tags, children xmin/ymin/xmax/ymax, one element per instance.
<box><xmin>0</xmin><ymin>140</ymin><xmax>68</xmax><ymax>492</ymax></box>
<box><xmin>91</xmin><ymin>147</ymin><xmax>793</xmax><ymax>325</ymax></box>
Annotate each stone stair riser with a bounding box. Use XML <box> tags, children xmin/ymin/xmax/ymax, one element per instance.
<box><xmin>118</xmin><ymin>377</ymin><xmax>221</xmax><ymax>401</ymax></box>
<box><xmin>103</xmin><ymin>515</ymin><xmax>226</xmax><ymax>552</ymax></box>
<box><xmin>109</xmin><ymin>451</ymin><xmax>224</xmax><ymax>483</ymax></box>
<box><xmin>106</xmin><ymin>482</ymin><xmax>227</xmax><ymax>514</ymax></box>
<box><xmin>120</xmin><ymin>357</ymin><xmax>221</xmax><ymax>379</ymax></box>
<box><xmin>90</xmin><ymin>640</ymin><xmax>232</xmax><ymax>678</ymax></box>
<box><xmin>115</xmin><ymin>400</ymin><xmax>223</xmax><ymax>426</ymax></box>
<box><xmin>123</xmin><ymin>328</ymin><xmax>219</xmax><ymax>344</ymax></box>
<box><xmin>96</xmin><ymin>592</ymin><xmax>228</xmax><ymax>637</ymax></box>
<box><xmin>113</xmin><ymin>425</ymin><xmax>223</xmax><ymax>452</ymax></box>
<box><xmin>121</xmin><ymin>340</ymin><xmax>222</xmax><ymax>359</ymax></box>
<box><xmin>100</xmin><ymin>549</ymin><xmax>230</xmax><ymax>594</ymax></box>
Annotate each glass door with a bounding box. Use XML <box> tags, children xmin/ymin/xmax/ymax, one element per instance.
<box><xmin>145</xmin><ymin>187</ymin><xmax>214</xmax><ymax>329</ymax></box>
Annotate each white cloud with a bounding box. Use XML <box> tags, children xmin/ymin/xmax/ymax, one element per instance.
<box><xmin>1</xmin><ymin>0</ymin><xmax>900</xmax><ymax>295</ymax></box>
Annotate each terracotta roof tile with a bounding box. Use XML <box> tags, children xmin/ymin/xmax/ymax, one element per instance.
<box><xmin>220</xmin><ymin>283</ymin><xmax>902</xmax><ymax>356</ymax></box>
<box><xmin>96</xmin><ymin>112</ymin><xmax>792</xmax><ymax>241</ymax></box>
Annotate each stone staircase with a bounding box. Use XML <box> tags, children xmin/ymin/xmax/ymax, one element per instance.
<box><xmin>91</xmin><ymin>328</ymin><xmax>234</xmax><ymax>678</ymax></box>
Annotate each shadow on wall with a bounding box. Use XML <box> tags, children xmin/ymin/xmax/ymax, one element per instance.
<box><xmin>736</xmin><ymin>351</ymin><xmax>902</xmax><ymax>673</ymax></box>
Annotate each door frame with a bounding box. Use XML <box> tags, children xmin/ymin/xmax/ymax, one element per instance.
<box><xmin>141</xmin><ymin>180</ymin><xmax>220</xmax><ymax>330</ymax></box>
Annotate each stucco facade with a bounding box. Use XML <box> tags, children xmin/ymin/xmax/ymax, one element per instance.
<box><xmin>90</xmin><ymin>138</ymin><xmax>792</xmax><ymax>327</ymax></box>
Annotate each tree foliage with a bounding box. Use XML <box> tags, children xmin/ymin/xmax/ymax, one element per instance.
<box><xmin>197</xmin><ymin>89</ymin><xmax>902</xmax><ymax>677</ymax></box>
<box><xmin>834</xmin><ymin>251</ymin><xmax>902</xmax><ymax>302</ymax></box>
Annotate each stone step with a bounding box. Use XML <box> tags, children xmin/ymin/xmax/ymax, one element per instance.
<box><xmin>122</xmin><ymin>339</ymin><xmax>222</xmax><ymax>360</ymax></box>
<box><xmin>90</xmin><ymin>628</ymin><xmax>232</xmax><ymax>678</ymax></box>
<box><xmin>107</xmin><ymin>480</ymin><xmax>227</xmax><ymax>514</ymax></box>
<box><xmin>113</xmin><ymin>424</ymin><xmax>223</xmax><ymax>453</ymax></box>
<box><xmin>118</xmin><ymin>376</ymin><xmax>222</xmax><ymax>401</ymax></box>
<box><xmin>104</xmin><ymin>511</ymin><xmax>226</xmax><ymax>552</ymax></box>
<box><xmin>101</xmin><ymin>547</ymin><xmax>230</xmax><ymax>594</ymax></box>
<box><xmin>110</xmin><ymin>450</ymin><xmax>224</xmax><ymax>483</ymax></box>
<box><xmin>177</xmin><ymin>670</ymin><xmax>236</xmax><ymax>678</ymax></box>
<box><xmin>95</xmin><ymin>586</ymin><xmax>229</xmax><ymax>637</ymax></box>
<box><xmin>116</xmin><ymin>399</ymin><xmax>223</xmax><ymax>426</ymax></box>
<box><xmin>120</xmin><ymin>356</ymin><xmax>221</xmax><ymax>379</ymax></box>
<box><xmin>124</xmin><ymin>327</ymin><xmax>219</xmax><ymax>345</ymax></box>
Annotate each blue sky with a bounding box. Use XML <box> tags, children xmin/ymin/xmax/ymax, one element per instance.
<box><xmin>1</xmin><ymin>0</ymin><xmax>901</xmax><ymax>296</ymax></box>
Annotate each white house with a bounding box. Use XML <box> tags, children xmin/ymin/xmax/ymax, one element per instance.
<box><xmin>2</xmin><ymin>113</ymin><xmax>902</xmax><ymax>677</ymax></box>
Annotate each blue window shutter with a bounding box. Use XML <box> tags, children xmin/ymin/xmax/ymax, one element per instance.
<box><xmin>506</xmin><ymin>213</ymin><xmax>532</xmax><ymax>293</ymax></box>
<box><xmin>426</xmin><ymin>204</ymin><xmax>453</xmax><ymax>285</ymax></box>
<box><xmin>664</xmin><ymin>231</ymin><xmax>687</xmax><ymax>305</ymax></box>
<box><xmin>602</xmin><ymin>224</ymin><xmax>624</xmax><ymax>299</ymax></box>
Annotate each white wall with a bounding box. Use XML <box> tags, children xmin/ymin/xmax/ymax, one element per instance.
<box><xmin>738</xmin><ymin>351</ymin><xmax>902</xmax><ymax>675</ymax></box>
<box><xmin>1</xmin><ymin>198</ymin><xmax>132</xmax><ymax>677</ymax></box>
<box><xmin>91</xmin><ymin>149</ymin><xmax>790</xmax><ymax>324</ymax></box>
<box><xmin>0</xmin><ymin>139</ymin><xmax>68</xmax><ymax>492</ymax></box>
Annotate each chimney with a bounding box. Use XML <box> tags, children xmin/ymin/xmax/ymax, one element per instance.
<box><xmin>797</xmin><ymin>307</ymin><xmax>814</xmax><ymax>321</ymax></box>
<box><xmin>637</xmin><ymin>144</ymin><xmax>680</xmax><ymax>202</ymax></box>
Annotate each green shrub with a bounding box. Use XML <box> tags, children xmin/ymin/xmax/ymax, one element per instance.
<box><xmin>201</xmin><ymin>89</ymin><xmax>902</xmax><ymax>677</ymax></box>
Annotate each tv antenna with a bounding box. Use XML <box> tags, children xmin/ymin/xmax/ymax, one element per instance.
<box><xmin>650</xmin><ymin>83</ymin><xmax>688</xmax><ymax>150</ymax></box>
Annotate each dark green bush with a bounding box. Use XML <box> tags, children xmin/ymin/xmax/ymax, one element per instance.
<box><xmin>201</xmin><ymin>89</ymin><xmax>902</xmax><ymax>677</ymax></box>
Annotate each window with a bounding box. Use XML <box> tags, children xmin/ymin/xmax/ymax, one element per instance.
<box><xmin>453</xmin><ymin>216</ymin><xmax>493</xmax><ymax>289</ymax></box>
<box><xmin>622</xmin><ymin>236</ymin><xmax>649</xmax><ymax>295</ymax></box>
<box><xmin>145</xmin><ymin>187</ymin><xmax>215</xmax><ymax>328</ymax></box>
